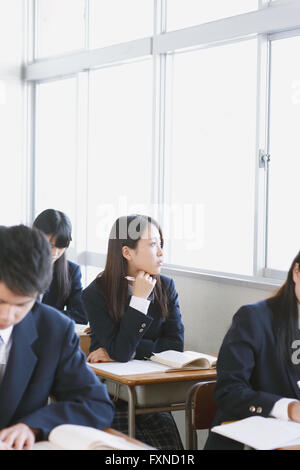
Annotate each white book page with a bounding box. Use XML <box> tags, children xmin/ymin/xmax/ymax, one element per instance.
<box><xmin>212</xmin><ymin>416</ymin><xmax>300</xmax><ymax>450</ymax></box>
<box><xmin>185</xmin><ymin>351</ymin><xmax>217</xmax><ymax>362</ymax></box>
<box><xmin>32</xmin><ymin>441</ymin><xmax>62</xmax><ymax>450</ymax></box>
<box><xmin>89</xmin><ymin>359</ymin><xmax>169</xmax><ymax>376</ymax></box>
<box><xmin>74</xmin><ymin>323</ymin><xmax>89</xmax><ymax>335</ymax></box>
<box><xmin>48</xmin><ymin>424</ymin><xmax>147</xmax><ymax>450</ymax></box>
<box><xmin>151</xmin><ymin>350</ymin><xmax>216</xmax><ymax>367</ymax></box>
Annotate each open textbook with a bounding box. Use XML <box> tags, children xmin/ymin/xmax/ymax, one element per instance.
<box><xmin>211</xmin><ymin>416</ymin><xmax>300</xmax><ymax>450</ymax></box>
<box><xmin>33</xmin><ymin>424</ymin><xmax>149</xmax><ymax>450</ymax></box>
<box><xmin>149</xmin><ymin>350</ymin><xmax>217</xmax><ymax>371</ymax></box>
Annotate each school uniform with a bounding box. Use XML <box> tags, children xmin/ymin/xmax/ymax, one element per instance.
<box><xmin>42</xmin><ymin>260</ymin><xmax>87</xmax><ymax>324</ymax></box>
<box><xmin>205</xmin><ymin>300</ymin><xmax>300</xmax><ymax>450</ymax></box>
<box><xmin>0</xmin><ymin>301</ymin><xmax>114</xmax><ymax>439</ymax></box>
<box><xmin>82</xmin><ymin>274</ymin><xmax>185</xmax><ymax>450</ymax></box>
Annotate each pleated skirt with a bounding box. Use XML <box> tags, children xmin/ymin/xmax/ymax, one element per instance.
<box><xmin>111</xmin><ymin>399</ymin><xmax>184</xmax><ymax>450</ymax></box>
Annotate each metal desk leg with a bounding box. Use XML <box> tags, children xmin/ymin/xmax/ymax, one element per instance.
<box><xmin>126</xmin><ymin>385</ymin><xmax>137</xmax><ymax>438</ymax></box>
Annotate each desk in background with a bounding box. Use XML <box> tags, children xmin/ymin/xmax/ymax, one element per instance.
<box><xmin>90</xmin><ymin>365</ymin><xmax>216</xmax><ymax>439</ymax></box>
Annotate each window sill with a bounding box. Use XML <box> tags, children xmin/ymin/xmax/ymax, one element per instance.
<box><xmin>161</xmin><ymin>264</ymin><xmax>282</xmax><ymax>291</ymax></box>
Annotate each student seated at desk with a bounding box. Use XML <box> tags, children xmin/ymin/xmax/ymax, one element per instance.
<box><xmin>82</xmin><ymin>214</ymin><xmax>184</xmax><ymax>450</ymax></box>
<box><xmin>0</xmin><ymin>225</ymin><xmax>114</xmax><ymax>450</ymax></box>
<box><xmin>205</xmin><ymin>250</ymin><xmax>300</xmax><ymax>450</ymax></box>
<box><xmin>33</xmin><ymin>209</ymin><xmax>87</xmax><ymax>324</ymax></box>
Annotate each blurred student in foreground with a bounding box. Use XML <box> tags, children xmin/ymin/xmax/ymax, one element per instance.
<box><xmin>0</xmin><ymin>225</ymin><xmax>114</xmax><ymax>450</ymax></box>
<box><xmin>205</xmin><ymin>250</ymin><xmax>300</xmax><ymax>450</ymax></box>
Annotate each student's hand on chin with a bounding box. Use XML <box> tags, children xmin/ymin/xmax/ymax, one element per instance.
<box><xmin>132</xmin><ymin>271</ymin><xmax>157</xmax><ymax>299</ymax></box>
<box><xmin>0</xmin><ymin>423</ymin><xmax>35</xmax><ymax>450</ymax></box>
<box><xmin>87</xmin><ymin>347</ymin><xmax>114</xmax><ymax>363</ymax></box>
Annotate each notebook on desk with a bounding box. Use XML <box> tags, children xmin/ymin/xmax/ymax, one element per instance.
<box><xmin>89</xmin><ymin>359</ymin><xmax>170</xmax><ymax>376</ymax></box>
<box><xmin>211</xmin><ymin>416</ymin><xmax>300</xmax><ymax>450</ymax></box>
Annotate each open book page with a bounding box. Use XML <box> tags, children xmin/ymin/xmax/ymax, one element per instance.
<box><xmin>211</xmin><ymin>417</ymin><xmax>300</xmax><ymax>450</ymax></box>
<box><xmin>74</xmin><ymin>323</ymin><xmax>89</xmax><ymax>335</ymax></box>
<box><xmin>33</xmin><ymin>425</ymin><xmax>149</xmax><ymax>450</ymax></box>
<box><xmin>150</xmin><ymin>350</ymin><xmax>217</xmax><ymax>369</ymax></box>
<box><xmin>33</xmin><ymin>441</ymin><xmax>60</xmax><ymax>450</ymax></box>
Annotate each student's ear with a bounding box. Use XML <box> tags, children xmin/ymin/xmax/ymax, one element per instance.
<box><xmin>122</xmin><ymin>245</ymin><xmax>132</xmax><ymax>261</ymax></box>
<box><xmin>292</xmin><ymin>263</ymin><xmax>300</xmax><ymax>283</ymax></box>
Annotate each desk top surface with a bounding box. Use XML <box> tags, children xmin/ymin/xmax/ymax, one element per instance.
<box><xmin>91</xmin><ymin>366</ymin><xmax>217</xmax><ymax>385</ymax></box>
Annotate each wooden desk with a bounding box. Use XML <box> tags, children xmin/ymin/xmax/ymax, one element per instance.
<box><xmin>90</xmin><ymin>365</ymin><xmax>216</xmax><ymax>439</ymax></box>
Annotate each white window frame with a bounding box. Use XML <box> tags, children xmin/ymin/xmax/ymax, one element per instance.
<box><xmin>23</xmin><ymin>0</ymin><xmax>300</xmax><ymax>288</ymax></box>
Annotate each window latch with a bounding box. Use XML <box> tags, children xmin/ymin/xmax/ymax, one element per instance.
<box><xmin>259</xmin><ymin>150</ymin><xmax>270</xmax><ymax>169</ymax></box>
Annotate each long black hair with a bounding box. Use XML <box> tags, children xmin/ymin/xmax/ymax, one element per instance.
<box><xmin>96</xmin><ymin>214</ymin><xmax>168</xmax><ymax>324</ymax></box>
<box><xmin>33</xmin><ymin>209</ymin><xmax>72</xmax><ymax>301</ymax></box>
<box><xmin>267</xmin><ymin>250</ymin><xmax>300</xmax><ymax>366</ymax></box>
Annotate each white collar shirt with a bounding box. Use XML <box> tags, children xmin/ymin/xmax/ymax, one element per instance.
<box><xmin>0</xmin><ymin>325</ymin><xmax>13</xmax><ymax>384</ymax></box>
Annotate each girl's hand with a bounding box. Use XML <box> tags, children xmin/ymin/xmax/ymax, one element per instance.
<box><xmin>288</xmin><ymin>401</ymin><xmax>300</xmax><ymax>422</ymax></box>
<box><xmin>132</xmin><ymin>271</ymin><xmax>156</xmax><ymax>299</ymax></box>
<box><xmin>87</xmin><ymin>347</ymin><xmax>114</xmax><ymax>363</ymax></box>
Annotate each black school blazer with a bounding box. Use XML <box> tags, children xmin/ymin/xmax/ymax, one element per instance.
<box><xmin>42</xmin><ymin>260</ymin><xmax>87</xmax><ymax>324</ymax></box>
<box><xmin>82</xmin><ymin>274</ymin><xmax>185</xmax><ymax>362</ymax></box>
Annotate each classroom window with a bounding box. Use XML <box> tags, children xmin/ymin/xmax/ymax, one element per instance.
<box><xmin>35</xmin><ymin>0</ymin><xmax>86</xmax><ymax>58</ymax></box>
<box><xmin>34</xmin><ymin>77</ymin><xmax>78</xmax><ymax>227</ymax></box>
<box><xmin>267</xmin><ymin>35</ymin><xmax>300</xmax><ymax>271</ymax></box>
<box><xmin>86</xmin><ymin>59</ymin><xmax>153</xmax><ymax>255</ymax></box>
<box><xmin>164</xmin><ymin>39</ymin><xmax>257</xmax><ymax>275</ymax></box>
<box><xmin>166</xmin><ymin>0</ymin><xmax>259</xmax><ymax>31</ymax></box>
<box><xmin>89</xmin><ymin>0</ymin><xmax>154</xmax><ymax>49</ymax></box>
<box><xmin>0</xmin><ymin>0</ymin><xmax>24</xmax><ymax>226</ymax></box>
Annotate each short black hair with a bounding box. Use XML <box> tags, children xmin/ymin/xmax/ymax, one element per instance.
<box><xmin>33</xmin><ymin>209</ymin><xmax>72</xmax><ymax>248</ymax></box>
<box><xmin>0</xmin><ymin>224</ymin><xmax>52</xmax><ymax>296</ymax></box>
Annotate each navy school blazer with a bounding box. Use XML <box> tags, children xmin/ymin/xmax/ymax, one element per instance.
<box><xmin>42</xmin><ymin>260</ymin><xmax>88</xmax><ymax>324</ymax></box>
<box><xmin>205</xmin><ymin>300</ymin><xmax>300</xmax><ymax>450</ymax></box>
<box><xmin>82</xmin><ymin>274</ymin><xmax>185</xmax><ymax>362</ymax></box>
<box><xmin>0</xmin><ymin>302</ymin><xmax>114</xmax><ymax>439</ymax></box>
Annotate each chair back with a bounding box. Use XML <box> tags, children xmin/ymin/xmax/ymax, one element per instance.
<box><xmin>185</xmin><ymin>380</ymin><xmax>217</xmax><ymax>449</ymax></box>
<box><xmin>193</xmin><ymin>381</ymin><xmax>217</xmax><ymax>429</ymax></box>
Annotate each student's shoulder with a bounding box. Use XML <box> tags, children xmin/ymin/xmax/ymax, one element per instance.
<box><xmin>159</xmin><ymin>274</ymin><xmax>175</xmax><ymax>289</ymax></box>
<box><xmin>233</xmin><ymin>299</ymin><xmax>273</xmax><ymax>327</ymax></box>
<box><xmin>82</xmin><ymin>278</ymin><xmax>105</xmax><ymax>302</ymax></box>
<box><xmin>67</xmin><ymin>260</ymin><xmax>81</xmax><ymax>275</ymax></box>
<box><xmin>32</xmin><ymin>301</ymin><xmax>74</xmax><ymax>332</ymax></box>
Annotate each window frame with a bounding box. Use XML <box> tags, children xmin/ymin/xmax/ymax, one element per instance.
<box><xmin>23</xmin><ymin>0</ymin><xmax>300</xmax><ymax>287</ymax></box>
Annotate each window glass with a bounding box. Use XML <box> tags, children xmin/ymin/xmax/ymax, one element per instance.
<box><xmin>0</xmin><ymin>0</ymin><xmax>24</xmax><ymax>225</ymax></box>
<box><xmin>35</xmin><ymin>78</ymin><xmax>78</xmax><ymax>228</ymax></box>
<box><xmin>89</xmin><ymin>0</ymin><xmax>154</xmax><ymax>49</ymax></box>
<box><xmin>36</xmin><ymin>0</ymin><xmax>86</xmax><ymax>58</ymax></box>
<box><xmin>267</xmin><ymin>36</ymin><xmax>300</xmax><ymax>271</ymax></box>
<box><xmin>164</xmin><ymin>39</ymin><xmax>258</xmax><ymax>275</ymax></box>
<box><xmin>166</xmin><ymin>0</ymin><xmax>259</xmax><ymax>31</ymax></box>
<box><xmin>87</xmin><ymin>60</ymin><xmax>153</xmax><ymax>254</ymax></box>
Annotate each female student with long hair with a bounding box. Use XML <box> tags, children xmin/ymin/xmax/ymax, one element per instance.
<box><xmin>33</xmin><ymin>209</ymin><xmax>87</xmax><ymax>324</ymax></box>
<box><xmin>82</xmin><ymin>214</ymin><xmax>185</xmax><ymax>449</ymax></box>
<box><xmin>205</xmin><ymin>250</ymin><xmax>300</xmax><ymax>450</ymax></box>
